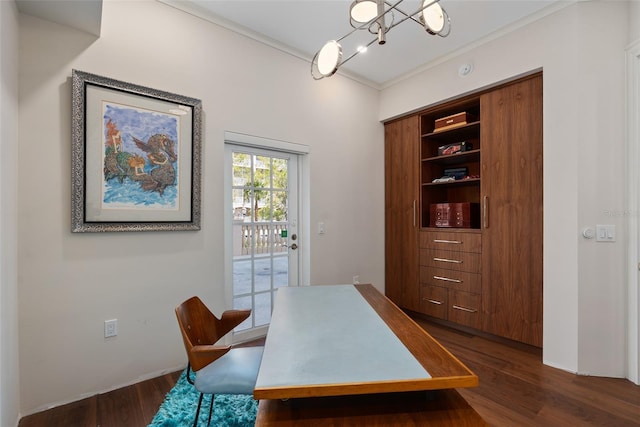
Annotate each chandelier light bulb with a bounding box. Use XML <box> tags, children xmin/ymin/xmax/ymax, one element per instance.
<box><xmin>350</xmin><ymin>0</ymin><xmax>378</xmax><ymax>24</ymax></box>
<box><xmin>316</xmin><ymin>40</ymin><xmax>343</xmax><ymax>77</ymax></box>
<box><xmin>422</xmin><ymin>0</ymin><xmax>445</xmax><ymax>35</ymax></box>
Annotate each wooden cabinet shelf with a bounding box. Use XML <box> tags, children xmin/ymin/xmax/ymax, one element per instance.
<box><xmin>422</xmin><ymin>178</ymin><xmax>480</xmax><ymax>187</ymax></box>
<box><xmin>422</xmin><ymin>149</ymin><xmax>480</xmax><ymax>166</ymax></box>
<box><xmin>421</xmin><ymin>121</ymin><xmax>480</xmax><ymax>141</ymax></box>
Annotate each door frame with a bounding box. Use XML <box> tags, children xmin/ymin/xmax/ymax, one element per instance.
<box><xmin>223</xmin><ymin>131</ymin><xmax>310</xmax><ymax>342</ymax></box>
<box><xmin>627</xmin><ymin>40</ymin><xmax>640</xmax><ymax>385</ymax></box>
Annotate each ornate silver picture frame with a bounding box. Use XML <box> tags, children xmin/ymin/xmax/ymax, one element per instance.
<box><xmin>71</xmin><ymin>70</ymin><xmax>202</xmax><ymax>232</ymax></box>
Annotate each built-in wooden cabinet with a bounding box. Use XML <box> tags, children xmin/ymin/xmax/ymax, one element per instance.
<box><xmin>479</xmin><ymin>75</ymin><xmax>543</xmax><ymax>347</ymax></box>
<box><xmin>384</xmin><ymin>115</ymin><xmax>420</xmax><ymax>312</ymax></box>
<box><xmin>385</xmin><ymin>73</ymin><xmax>543</xmax><ymax>347</ymax></box>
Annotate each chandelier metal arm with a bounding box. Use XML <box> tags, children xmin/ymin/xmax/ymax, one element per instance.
<box><xmin>338</xmin><ymin>36</ymin><xmax>380</xmax><ymax>68</ymax></box>
<box><xmin>383</xmin><ymin>0</ymin><xmax>422</xmax><ymax>26</ymax></box>
<box><xmin>385</xmin><ymin>0</ymin><xmax>449</xmax><ymax>35</ymax></box>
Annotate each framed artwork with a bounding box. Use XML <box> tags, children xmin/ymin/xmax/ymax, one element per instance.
<box><xmin>71</xmin><ymin>70</ymin><xmax>202</xmax><ymax>232</ymax></box>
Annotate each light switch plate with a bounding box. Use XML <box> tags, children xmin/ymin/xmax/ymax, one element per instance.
<box><xmin>595</xmin><ymin>225</ymin><xmax>615</xmax><ymax>242</ymax></box>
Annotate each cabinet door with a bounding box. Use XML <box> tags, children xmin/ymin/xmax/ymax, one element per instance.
<box><xmin>480</xmin><ymin>75</ymin><xmax>543</xmax><ymax>346</ymax></box>
<box><xmin>385</xmin><ymin>116</ymin><xmax>420</xmax><ymax>311</ymax></box>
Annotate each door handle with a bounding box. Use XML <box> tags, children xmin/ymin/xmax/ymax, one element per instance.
<box><xmin>413</xmin><ymin>200</ymin><xmax>417</xmax><ymax>228</ymax></box>
<box><xmin>483</xmin><ymin>195</ymin><xmax>489</xmax><ymax>229</ymax></box>
<box><xmin>283</xmin><ymin>243</ymin><xmax>298</xmax><ymax>250</ymax></box>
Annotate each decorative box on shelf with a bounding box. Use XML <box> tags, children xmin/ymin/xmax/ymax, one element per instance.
<box><xmin>442</xmin><ymin>167</ymin><xmax>468</xmax><ymax>180</ymax></box>
<box><xmin>430</xmin><ymin>203</ymin><xmax>480</xmax><ymax>228</ymax></box>
<box><xmin>437</xmin><ymin>141</ymin><xmax>473</xmax><ymax>156</ymax></box>
<box><xmin>434</xmin><ymin>112</ymin><xmax>475</xmax><ymax>132</ymax></box>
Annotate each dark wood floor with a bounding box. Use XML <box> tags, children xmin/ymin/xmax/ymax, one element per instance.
<box><xmin>19</xmin><ymin>319</ymin><xmax>640</xmax><ymax>427</ymax></box>
<box><xmin>416</xmin><ymin>318</ymin><xmax>640</xmax><ymax>426</ymax></box>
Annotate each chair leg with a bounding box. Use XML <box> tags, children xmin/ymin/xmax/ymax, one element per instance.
<box><xmin>206</xmin><ymin>394</ymin><xmax>215</xmax><ymax>426</ymax></box>
<box><xmin>193</xmin><ymin>392</ymin><xmax>204</xmax><ymax>427</ymax></box>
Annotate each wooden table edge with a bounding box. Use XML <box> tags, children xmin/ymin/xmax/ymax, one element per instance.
<box><xmin>254</xmin><ymin>374</ymin><xmax>478</xmax><ymax>400</ymax></box>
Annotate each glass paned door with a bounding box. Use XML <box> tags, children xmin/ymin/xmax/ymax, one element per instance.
<box><xmin>229</xmin><ymin>147</ymin><xmax>298</xmax><ymax>340</ymax></box>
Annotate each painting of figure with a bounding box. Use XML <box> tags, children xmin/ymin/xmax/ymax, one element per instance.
<box><xmin>102</xmin><ymin>103</ymin><xmax>180</xmax><ymax>210</ymax></box>
<box><xmin>72</xmin><ymin>69</ymin><xmax>201</xmax><ymax>232</ymax></box>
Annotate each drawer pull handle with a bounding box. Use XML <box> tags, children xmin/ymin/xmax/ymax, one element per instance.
<box><xmin>453</xmin><ymin>305</ymin><xmax>477</xmax><ymax>313</ymax></box>
<box><xmin>433</xmin><ymin>275</ymin><xmax>462</xmax><ymax>283</ymax></box>
<box><xmin>433</xmin><ymin>257</ymin><xmax>462</xmax><ymax>264</ymax></box>
<box><xmin>433</xmin><ymin>239</ymin><xmax>462</xmax><ymax>245</ymax></box>
<box><xmin>425</xmin><ymin>299</ymin><xmax>443</xmax><ymax>305</ymax></box>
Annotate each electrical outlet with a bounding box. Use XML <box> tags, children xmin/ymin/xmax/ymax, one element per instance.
<box><xmin>104</xmin><ymin>319</ymin><xmax>118</xmax><ymax>338</ymax></box>
<box><xmin>353</xmin><ymin>275</ymin><xmax>360</xmax><ymax>284</ymax></box>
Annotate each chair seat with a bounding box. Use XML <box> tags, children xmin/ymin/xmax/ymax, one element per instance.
<box><xmin>194</xmin><ymin>346</ymin><xmax>264</xmax><ymax>395</ymax></box>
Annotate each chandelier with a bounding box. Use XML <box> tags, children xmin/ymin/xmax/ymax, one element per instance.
<box><xmin>311</xmin><ymin>0</ymin><xmax>451</xmax><ymax>80</ymax></box>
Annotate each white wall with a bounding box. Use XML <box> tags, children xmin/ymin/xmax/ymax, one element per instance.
<box><xmin>1</xmin><ymin>0</ymin><xmax>21</xmax><ymax>425</ymax></box>
<box><xmin>17</xmin><ymin>0</ymin><xmax>383</xmax><ymax>414</ymax></box>
<box><xmin>631</xmin><ymin>0</ymin><xmax>640</xmax><ymax>42</ymax></box>
<box><xmin>380</xmin><ymin>1</ymin><xmax>630</xmax><ymax>377</ymax></box>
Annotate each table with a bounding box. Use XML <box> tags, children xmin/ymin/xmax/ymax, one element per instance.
<box><xmin>254</xmin><ymin>284</ymin><xmax>486</xmax><ymax>425</ymax></box>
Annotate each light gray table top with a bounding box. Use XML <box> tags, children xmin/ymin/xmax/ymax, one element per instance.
<box><xmin>254</xmin><ymin>285</ymin><xmax>431</xmax><ymax>399</ymax></box>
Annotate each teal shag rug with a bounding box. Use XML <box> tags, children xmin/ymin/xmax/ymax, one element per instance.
<box><xmin>149</xmin><ymin>369</ymin><xmax>258</xmax><ymax>427</ymax></box>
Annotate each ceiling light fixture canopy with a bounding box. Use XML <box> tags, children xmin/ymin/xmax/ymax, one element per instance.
<box><xmin>311</xmin><ymin>0</ymin><xmax>451</xmax><ymax>80</ymax></box>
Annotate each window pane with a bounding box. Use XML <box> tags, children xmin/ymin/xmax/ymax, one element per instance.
<box><xmin>254</xmin><ymin>292</ymin><xmax>272</xmax><ymax>327</ymax></box>
<box><xmin>233</xmin><ymin>295</ymin><xmax>253</xmax><ymax>331</ymax></box>
<box><xmin>253</xmin><ymin>257</ymin><xmax>272</xmax><ymax>293</ymax></box>
<box><xmin>272</xmin><ymin>224</ymin><xmax>286</xmax><ymax>253</ymax></box>
<box><xmin>255</xmin><ymin>156</ymin><xmax>271</xmax><ymax>187</ymax></box>
<box><xmin>232</xmin><ymin>189</ymin><xmax>247</xmax><ymax>220</ymax></box>
<box><xmin>232</xmin><ymin>152</ymin><xmax>251</xmax><ymax>184</ymax></box>
<box><xmin>272</xmin><ymin>191</ymin><xmax>288</xmax><ymax>222</ymax></box>
<box><xmin>274</xmin><ymin>256</ymin><xmax>288</xmax><ymax>289</ymax></box>
<box><xmin>272</xmin><ymin>158</ymin><xmax>288</xmax><ymax>190</ymax></box>
<box><xmin>233</xmin><ymin>259</ymin><xmax>251</xmax><ymax>297</ymax></box>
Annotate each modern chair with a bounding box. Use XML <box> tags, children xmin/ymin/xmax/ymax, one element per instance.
<box><xmin>175</xmin><ymin>296</ymin><xmax>264</xmax><ymax>427</ymax></box>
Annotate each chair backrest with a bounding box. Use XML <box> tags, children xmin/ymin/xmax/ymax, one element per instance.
<box><xmin>175</xmin><ymin>296</ymin><xmax>250</xmax><ymax>371</ymax></box>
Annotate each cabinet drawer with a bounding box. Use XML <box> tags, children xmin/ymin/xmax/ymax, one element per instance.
<box><xmin>420</xmin><ymin>267</ymin><xmax>481</xmax><ymax>294</ymax></box>
<box><xmin>420</xmin><ymin>248</ymin><xmax>481</xmax><ymax>273</ymax></box>
<box><xmin>448</xmin><ymin>291</ymin><xmax>481</xmax><ymax>329</ymax></box>
<box><xmin>419</xmin><ymin>231</ymin><xmax>481</xmax><ymax>253</ymax></box>
<box><xmin>420</xmin><ymin>285</ymin><xmax>448</xmax><ymax>320</ymax></box>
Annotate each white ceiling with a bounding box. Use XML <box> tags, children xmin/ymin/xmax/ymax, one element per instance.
<box><xmin>16</xmin><ymin>0</ymin><xmax>569</xmax><ymax>87</ymax></box>
<box><xmin>165</xmin><ymin>0</ymin><xmax>567</xmax><ymax>86</ymax></box>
